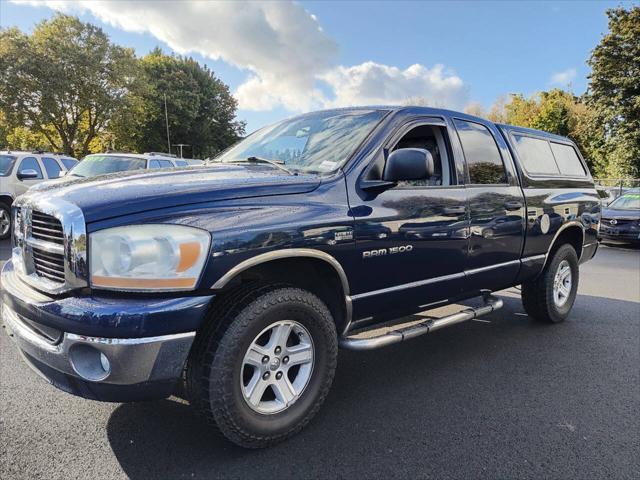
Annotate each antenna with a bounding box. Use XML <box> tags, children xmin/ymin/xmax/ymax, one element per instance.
<box><xmin>164</xmin><ymin>93</ymin><xmax>171</xmax><ymax>154</ymax></box>
<box><xmin>172</xmin><ymin>144</ymin><xmax>190</xmax><ymax>158</ymax></box>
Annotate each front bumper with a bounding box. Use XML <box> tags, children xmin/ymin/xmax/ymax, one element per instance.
<box><xmin>1</xmin><ymin>260</ymin><xmax>214</xmax><ymax>402</ymax></box>
<box><xmin>598</xmin><ymin>227</ymin><xmax>640</xmax><ymax>244</ymax></box>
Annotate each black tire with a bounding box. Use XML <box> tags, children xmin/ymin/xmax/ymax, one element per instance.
<box><xmin>521</xmin><ymin>244</ymin><xmax>579</xmax><ymax>323</ymax></box>
<box><xmin>0</xmin><ymin>202</ymin><xmax>11</xmax><ymax>240</ymax></box>
<box><xmin>186</xmin><ymin>284</ymin><xmax>338</xmax><ymax>448</ymax></box>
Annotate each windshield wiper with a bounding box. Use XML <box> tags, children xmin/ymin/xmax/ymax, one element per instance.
<box><xmin>229</xmin><ymin>156</ymin><xmax>297</xmax><ymax>176</ymax></box>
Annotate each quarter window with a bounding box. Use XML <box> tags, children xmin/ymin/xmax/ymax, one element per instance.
<box><xmin>512</xmin><ymin>134</ymin><xmax>559</xmax><ymax>175</ymax></box>
<box><xmin>454</xmin><ymin>119</ymin><xmax>507</xmax><ymax>184</ymax></box>
<box><xmin>550</xmin><ymin>142</ymin><xmax>586</xmax><ymax>176</ymax></box>
<box><xmin>18</xmin><ymin>157</ymin><xmax>43</xmax><ymax>179</ymax></box>
<box><xmin>42</xmin><ymin>157</ymin><xmax>63</xmax><ymax>178</ymax></box>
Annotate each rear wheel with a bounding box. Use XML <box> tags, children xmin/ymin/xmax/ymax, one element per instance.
<box><xmin>521</xmin><ymin>244</ymin><xmax>579</xmax><ymax>323</ymax></box>
<box><xmin>187</xmin><ymin>285</ymin><xmax>338</xmax><ymax>448</ymax></box>
<box><xmin>0</xmin><ymin>203</ymin><xmax>11</xmax><ymax>240</ymax></box>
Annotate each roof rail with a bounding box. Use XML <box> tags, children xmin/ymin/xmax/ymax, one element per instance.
<box><xmin>145</xmin><ymin>152</ymin><xmax>177</xmax><ymax>158</ymax></box>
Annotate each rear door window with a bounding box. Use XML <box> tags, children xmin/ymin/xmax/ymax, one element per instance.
<box><xmin>453</xmin><ymin>119</ymin><xmax>507</xmax><ymax>184</ymax></box>
<box><xmin>42</xmin><ymin>157</ymin><xmax>63</xmax><ymax>178</ymax></box>
<box><xmin>512</xmin><ymin>134</ymin><xmax>559</xmax><ymax>175</ymax></box>
<box><xmin>550</xmin><ymin>142</ymin><xmax>586</xmax><ymax>176</ymax></box>
<box><xmin>148</xmin><ymin>160</ymin><xmax>161</xmax><ymax>169</ymax></box>
<box><xmin>18</xmin><ymin>157</ymin><xmax>44</xmax><ymax>179</ymax></box>
<box><xmin>60</xmin><ymin>158</ymin><xmax>78</xmax><ymax>170</ymax></box>
<box><xmin>158</xmin><ymin>160</ymin><xmax>174</xmax><ymax>168</ymax></box>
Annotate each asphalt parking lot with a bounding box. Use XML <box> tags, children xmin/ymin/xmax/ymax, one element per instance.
<box><xmin>1</xmin><ymin>240</ymin><xmax>638</xmax><ymax>479</ymax></box>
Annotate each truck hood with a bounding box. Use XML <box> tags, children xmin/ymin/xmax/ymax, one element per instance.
<box><xmin>22</xmin><ymin>164</ymin><xmax>321</xmax><ymax>223</ymax></box>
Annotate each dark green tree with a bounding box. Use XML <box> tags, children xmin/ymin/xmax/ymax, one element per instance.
<box><xmin>587</xmin><ymin>6</ymin><xmax>640</xmax><ymax>177</ymax></box>
<box><xmin>113</xmin><ymin>49</ymin><xmax>244</xmax><ymax>158</ymax></box>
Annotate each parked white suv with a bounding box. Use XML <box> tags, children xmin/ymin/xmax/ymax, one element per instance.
<box><xmin>62</xmin><ymin>152</ymin><xmax>188</xmax><ymax>180</ymax></box>
<box><xmin>0</xmin><ymin>151</ymin><xmax>78</xmax><ymax>239</ymax></box>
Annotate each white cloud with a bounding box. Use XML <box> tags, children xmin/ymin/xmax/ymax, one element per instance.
<box><xmin>12</xmin><ymin>0</ymin><xmax>467</xmax><ymax>113</ymax></box>
<box><xmin>321</xmin><ymin>62</ymin><xmax>466</xmax><ymax>109</ymax></box>
<box><xmin>550</xmin><ymin>68</ymin><xmax>577</xmax><ymax>86</ymax></box>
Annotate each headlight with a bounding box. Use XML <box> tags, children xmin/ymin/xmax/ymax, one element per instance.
<box><xmin>89</xmin><ymin>225</ymin><xmax>210</xmax><ymax>291</ymax></box>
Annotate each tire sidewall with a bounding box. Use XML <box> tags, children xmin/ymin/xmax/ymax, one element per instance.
<box><xmin>210</xmin><ymin>288</ymin><xmax>337</xmax><ymax>439</ymax></box>
<box><xmin>0</xmin><ymin>203</ymin><xmax>10</xmax><ymax>240</ymax></box>
<box><xmin>544</xmin><ymin>245</ymin><xmax>579</xmax><ymax>322</ymax></box>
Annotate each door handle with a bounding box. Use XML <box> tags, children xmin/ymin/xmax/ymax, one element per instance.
<box><xmin>504</xmin><ymin>201</ymin><xmax>523</xmax><ymax>211</ymax></box>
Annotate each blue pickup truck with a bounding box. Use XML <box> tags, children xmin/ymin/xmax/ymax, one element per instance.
<box><xmin>1</xmin><ymin>107</ymin><xmax>599</xmax><ymax>448</ymax></box>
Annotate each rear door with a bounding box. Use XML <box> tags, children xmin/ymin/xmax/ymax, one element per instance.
<box><xmin>451</xmin><ymin>118</ymin><xmax>525</xmax><ymax>292</ymax></box>
<box><xmin>41</xmin><ymin>157</ymin><xmax>64</xmax><ymax>179</ymax></box>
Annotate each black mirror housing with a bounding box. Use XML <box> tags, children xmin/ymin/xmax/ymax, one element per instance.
<box><xmin>383</xmin><ymin>148</ymin><xmax>434</xmax><ymax>182</ymax></box>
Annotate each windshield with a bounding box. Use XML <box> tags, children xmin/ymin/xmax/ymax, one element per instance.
<box><xmin>214</xmin><ymin>109</ymin><xmax>387</xmax><ymax>174</ymax></box>
<box><xmin>609</xmin><ymin>192</ymin><xmax>640</xmax><ymax>210</ymax></box>
<box><xmin>0</xmin><ymin>155</ymin><xmax>17</xmax><ymax>176</ymax></box>
<box><xmin>70</xmin><ymin>155</ymin><xmax>147</xmax><ymax>178</ymax></box>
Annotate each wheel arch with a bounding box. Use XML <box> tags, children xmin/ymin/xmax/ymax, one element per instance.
<box><xmin>543</xmin><ymin>222</ymin><xmax>585</xmax><ymax>269</ymax></box>
<box><xmin>210</xmin><ymin>249</ymin><xmax>352</xmax><ymax>335</ymax></box>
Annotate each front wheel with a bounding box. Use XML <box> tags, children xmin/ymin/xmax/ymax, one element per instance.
<box><xmin>521</xmin><ymin>244</ymin><xmax>579</xmax><ymax>323</ymax></box>
<box><xmin>0</xmin><ymin>203</ymin><xmax>11</xmax><ymax>240</ymax></box>
<box><xmin>187</xmin><ymin>285</ymin><xmax>338</xmax><ymax>448</ymax></box>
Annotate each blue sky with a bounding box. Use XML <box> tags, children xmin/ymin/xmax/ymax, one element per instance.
<box><xmin>0</xmin><ymin>0</ymin><xmax>627</xmax><ymax>132</ymax></box>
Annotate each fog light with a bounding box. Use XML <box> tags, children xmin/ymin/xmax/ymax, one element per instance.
<box><xmin>100</xmin><ymin>352</ymin><xmax>110</xmax><ymax>373</ymax></box>
<box><xmin>69</xmin><ymin>344</ymin><xmax>111</xmax><ymax>382</ymax></box>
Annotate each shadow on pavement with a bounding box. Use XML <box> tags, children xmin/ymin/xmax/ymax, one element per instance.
<box><xmin>106</xmin><ymin>293</ymin><xmax>639</xmax><ymax>479</ymax></box>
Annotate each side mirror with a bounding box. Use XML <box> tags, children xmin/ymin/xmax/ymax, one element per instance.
<box><xmin>17</xmin><ymin>169</ymin><xmax>40</xmax><ymax>180</ymax></box>
<box><xmin>383</xmin><ymin>148</ymin><xmax>434</xmax><ymax>182</ymax></box>
<box><xmin>58</xmin><ymin>170</ymin><xmax>67</xmax><ymax>178</ymax></box>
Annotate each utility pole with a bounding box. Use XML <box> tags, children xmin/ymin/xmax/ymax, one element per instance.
<box><xmin>164</xmin><ymin>93</ymin><xmax>171</xmax><ymax>154</ymax></box>
<box><xmin>172</xmin><ymin>144</ymin><xmax>190</xmax><ymax>158</ymax></box>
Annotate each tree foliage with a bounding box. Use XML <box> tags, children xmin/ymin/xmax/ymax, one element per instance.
<box><xmin>587</xmin><ymin>6</ymin><xmax>640</xmax><ymax>177</ymax></box>
<box><xmin>0</xmin><ymin>14</ymin><xmax>139</xmax><ymax>156</ymax></box>
<box><xmin>0</xmin><ymin>15</ymin><xmax>244</xmax><ymax>159</ymax></box>
<box><xmin>112</xmin><ymin>49</ymin><xmax>244</xmax><ymax>158</ymax></box>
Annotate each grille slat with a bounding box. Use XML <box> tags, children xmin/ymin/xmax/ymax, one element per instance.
<box><xmin>33</xmin><ymin>262</ymin><xmax>65</xmax><ymax>278</ymax></box>
<box><xmin>32</xmin><ymin>255</ymin><xmax>64</xmax><ymax>271</ymax></box>
<box><xmin>29</xmin><ymin>211</ymin><xmax>66</xmax><ymax>284</ymax></box>
<box><xmin>36</xmin><ymin>269</ymin><xmax>66</xmax><ymax>282</ymax></box>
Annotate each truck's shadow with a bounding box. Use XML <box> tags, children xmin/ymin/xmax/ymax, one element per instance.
<box><xmin>106</xmin><ymin>293</ymin><xmax>640</xmax><ymax>479</ymax></box>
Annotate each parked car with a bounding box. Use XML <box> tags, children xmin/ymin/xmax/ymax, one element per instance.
<box><xmin>599</xmin><ymin>188</ymin><xmax>640</xmax><ymax>245</ymax></box>
<box><xmin>0</xmin><ymin>150</ymin><xmax>78</xmax><ymax>239</ymax></box>
<box><xmin>596</xmin><ymin>185</ymin><xmax>629</xmax><ymax>207</ymax></box>
<box><xmin>2</xmin><ymin>107</ymin><xmax>599</xmax><ymax>448</ymax></box>
<box><xmin>65</xmin><ymin>152</ymin><xmax>185</xmax><ymax>179</ymax></box>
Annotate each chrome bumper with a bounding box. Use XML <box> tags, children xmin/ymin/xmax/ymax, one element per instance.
<box><xmin>3</xmin><ymin>303</ymin><xmax>195</xmax><ymax>388</ymax></box>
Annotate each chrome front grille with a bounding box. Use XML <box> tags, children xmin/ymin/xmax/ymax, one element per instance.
<box><xmin>12</xmin><ymin>198</ymin><xmax>88</xmax><ymax>295</ymax></box>
<box><xmin>29</xmin><ymin>211</ymin><xmax>66</xmax><ymax>283</ymax></box>
<box><xmin>32</xmin><ymin>247</ymin><xmax>66</xmax><ymax>283</ymax></box>
<box><xmin>31</xmin><ymin>211</ymin><xmax>64</xmax><ymax>244</ymax></box>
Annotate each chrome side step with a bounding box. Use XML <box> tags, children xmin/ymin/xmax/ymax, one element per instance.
<box><xmin>339</xmin><ymin>294</ymin><xmax>503</xmax><ymax>351</ymax></box>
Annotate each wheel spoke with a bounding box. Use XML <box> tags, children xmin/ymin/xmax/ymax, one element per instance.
<box><xmin>272</xmin><ymin>376</ymin><xmax>296</xmax><ymax>405</ymax></box>
<box><xmin>558</xmin><ymin>284</ymin><xmax>570</xmax><ymax>297</ymax></box>
<box><xmin>246</xmin><ymin>376</ymin><xmax>269</xmax><ymax>406</ymax></box>
<box><xmin>244</xmin><ymin>345</ymin><xmax>267</xmax><ymax>368</ymax></box>
<box><xmin>286</xmin><ymin>343</ymin><xmax>313</xmax><ymax>366</ymax></box>
<box><xmin>268</xmin><ymin>322</ymin><xmax>292</xmax><ymax>350</ymax></box>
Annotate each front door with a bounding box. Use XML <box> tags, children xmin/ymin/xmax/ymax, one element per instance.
<box><xmin>348</xmin><ymin>118</ymin><xmax>469</xmax><ymax>325</ymax></box>
<box><xmin>14</xmin><ymin>156</ymin><xmax>45</xmax><ymax>196</ymax></box>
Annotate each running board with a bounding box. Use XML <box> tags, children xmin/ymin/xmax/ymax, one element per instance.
<box><xmin>339</xmin><ymin>294</ymin><xmax>503</xmax><ymax>351</ymax></box>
